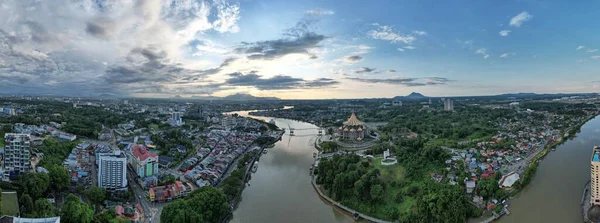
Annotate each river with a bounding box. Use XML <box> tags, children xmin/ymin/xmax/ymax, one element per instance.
<box><xmin>499</xmin><ymin>115</ymin><xmax>600</xmax><ymax>223</ymax></box>
<box><xmin>229</xmin><ymin>110</ymin><xmax>354</xmax><ymax>223</ymax></box>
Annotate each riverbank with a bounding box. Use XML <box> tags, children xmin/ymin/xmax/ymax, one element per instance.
<box><xmin>221</xmin><ymin>131</ymin><xmax>284</xmax><ymax>222</ymax></box>
<box><xmin>496</xmin><ymin>113</ymin><xmax>600</xmax><ymax>223</ymax></box>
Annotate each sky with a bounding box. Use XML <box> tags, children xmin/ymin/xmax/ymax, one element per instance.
<box><xmin>1</xmin><ymin>0</ymin><xmax>600</xmax><ymax>99</ymax></box>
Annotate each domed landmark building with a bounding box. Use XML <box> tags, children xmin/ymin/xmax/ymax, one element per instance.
<box><xmin>337</xmin><ymin>113</ymin><xmax>368</xmax><ymax>141</ymax></box>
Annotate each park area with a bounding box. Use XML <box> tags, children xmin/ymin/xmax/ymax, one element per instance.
<box><xmin>2</xmin><ymin>191</ymin><xmax>19</xmax><ymax>216</ymax></box>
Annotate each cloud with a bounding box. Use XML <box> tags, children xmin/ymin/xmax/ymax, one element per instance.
<box><xmin>586</xmin><ymin>49</ymin><xmax>598</xmax><ymax>53</ymax></box>
<box><xmin>0</xmin><ymin>0</ymin><xmax>243</xmax><ymax>97</ymax></box>
<box><xmin>592</xmin><ymin>56</ymin><xmax>600</xmax><ymax>60</ymax></box>
<box><xmin>509</xmin><ymin>11</ymin><xmax>533</xmax><ymax>27</ymax></box>
<box><xmin>412</xmin><ymin>30</ymin><xmax>427</xmax><ymax>36</ymax></box>
<box><xmin>386</xmin><ymin>69</ymin><xmax>397</xmax><ymax>73</ymax></box>
<box><xmin>499</xmin><ymin>30</ymin><xmax>511</xmax><ymax>36</ymax></box>
<box><xmin>397</xmin><ymin>48</ymin><xmax>405</xmax><ymax>52</ymax></box>
<box><xmin>475</xmin><ymin>48</ymin><xmax>490</xmax><ymax>59</ymax></box>
<box><xmin>500</xmin><ymin>52</ymin><xmax>515</xmax><ymax>58</ymax></box>
<box><xmin>368</xmin><ymin>24</ymin><xmax>416</xmax><ymax>44</ymax></box>
<box><xmin>305</xmin><ymin>9</ymin><xmax>335</xmax><ymax>16</ymax></box>
<box><xmin>576</xmin><ymin>46</ymin><xmax>586</xmax><ymax>51</ymax></box>
<box><xmin>223</xmin><ymin>72</ymin><xmax>338</xmax><ymax>90</ymax></box>
<box><xmin>345</xmin><ymin>76</ymin><xmax>453</xmax><ymax>86</ymax></box>
<box><xmin>234</xmin><ymin>19</ymin><xmax>327</xmax><ymax>60</ymax></box>
<box><xmin>212</xmin><ymin>0</ymin><xmax>242</xmax><ymax>33</ymax></box>
<box><xmin>341</xmin><ymin>55</ymin><xmax>363</xmax><ymax>63</ymax></box>
<box><xmin>354</xmin><ymin>67</ymin><xmax>376</xmax><ymax>74</ymax></box>
<box><xmin>404</xmin><ymin>46</ymin><xmax>416</xmax><ymax>50</ymax></box>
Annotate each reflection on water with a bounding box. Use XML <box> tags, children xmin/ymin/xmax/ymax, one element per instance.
<box><xmin>230</xmin><ymin>111</ymin><xmax>353</xmax><ymax>223</ymax></box>
<box><xmin>498</xmin><ymin>116</ymin><xmax>600</xmax><ymax>223</ymax></box>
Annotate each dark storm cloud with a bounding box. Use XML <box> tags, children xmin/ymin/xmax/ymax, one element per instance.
<box><xmin>355</xmin><ymin>67</ymin><xmax>376</xmax><ymax>73</ymax></box>
<box><xmin>224</xmin><ymin>72</ymin><xmax>338</xmax><ymax>90</ymax></box>
<box><xmin>85</xmin><ymin>22</ymin><xmax>110</xmax><ymax>38</ymax></box>
<box><xmin>22</xmin><ymin>21</ymin><xmax>59</xmax><ymax>43</ymax></box>
<box><xmin>235</xmin><ymin>33</ymin><xmax>327</xmax><ymax>60</ymax></box>
<box><xmin>105</xmin><ymin>46</ymin><xmax>195</xmax><ymax>85</ymax></box>
<box><xmin>343</xmin><ymin>55</ymin><xmax>363</xmax><ymax>63</ymax></box>
<box><xmin>345</xmin><ymin>77</ymin><xmax>453</xmax><ymax>86</ymax></box>
<box><xmin>234</xmin><ymin>18</ymin><xmax>327</xmax><ymax>60</ymax></box>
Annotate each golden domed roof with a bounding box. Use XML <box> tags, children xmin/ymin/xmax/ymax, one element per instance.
<box><xmin>343</xmin><ymin>112</ymin><xmax>364</xmax><ymax>126</ymax></box>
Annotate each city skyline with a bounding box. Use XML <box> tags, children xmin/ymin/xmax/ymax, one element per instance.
<box><xmin>1</xmin><ymin>0</ymin><xmax>600</xmax><ymax>99</ymax></box>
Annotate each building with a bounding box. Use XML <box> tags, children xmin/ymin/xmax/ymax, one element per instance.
<box><xmin>392</xmin><ymin>100</ymin><xmax>402</xmax><ymax>106</ymax></box>
<box><xmin>129</xmin><ymin>144</ymin><xmax>159</xmax><ymax>178</ymax></box>
<box><xmin>337</xmin><ymin>113</ymin><xmax>367</xmax><ymax>141</ymax></box>
<box><xmin>58</xmin><ymin>132</ymin><xmax>76</xmax><ymax>141</ymax></box>
<box><xmin>444</xmin><ymin>99</ymin><xmax>454</xmax><ymax>111</ymax></box>
<box><xmin>98</xmin><ymin>150</ymin><xmax>128</xmax><ymax>190</ymax></box>
<box><xmin>591</xmin><ymin>146</ymin><xmax>600</xmax><ymax>206</ymax></box>
<box><xmin>498</xmin><ymin>171</ymin><xmax>520</xmax><ymax>188</ymax></box>
<box><xmin>0</xmin><ymin>216</ymin><xmax>60</xmax><ymax>223</ymax></box>
<box><xmin>221</xmin><ymin>115</ymin><xmax>236</xmax><ymax>127</ymax></box>
<box><xmin>172</xmin><ymin>112</ymin><xmax>182</xmax><ymax>125</ymax></box>
<box><xmin>3</xmin><ymin>133</ymin><xmax>31</xmax><ymax>179</ymax></box>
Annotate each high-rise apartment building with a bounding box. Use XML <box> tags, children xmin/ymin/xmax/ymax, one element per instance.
<box><xmin>98</xmin><ymin>150</ymin><xmax>128</xmax><ymax>190</ymax></box>
<box><xmin>444</xmin><ymin>99</ymin><xmax>454</xmax><ymax>111</ymax></box>
<box><xmin>3</xmin><ymin>133</ymin><xmax>31</xmax><ymax>179</ymax></box>
<box><xmin>591</xmin><ymin>146</ymin><xmax>600</xmax><ymax>206</ymax></box>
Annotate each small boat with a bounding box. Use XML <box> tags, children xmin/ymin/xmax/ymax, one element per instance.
<box><xmin>251</xmin><ymin>161</ymin><xmax>259</xmax><ymax>173</ymax></box>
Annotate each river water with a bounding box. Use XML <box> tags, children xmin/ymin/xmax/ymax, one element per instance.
<box><xmin>499</xmin><ymin>115</ymin><xmax>600</xmax><ymax>223</ymax></box>
<box><xmin>229</xmin><ymin>111</ymin><xmax>600</xmax><ymax>223</ymax></box>
<box><xmin>230</xmin><ymin>111</ymin><xmax>354</xmax><ymax>223</ymax></box>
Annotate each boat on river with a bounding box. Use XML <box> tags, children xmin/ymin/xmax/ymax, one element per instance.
<box><xmin>251</xmin><ymin>161</ymin><xmax>259</xmax><ymax>173</ymax></box>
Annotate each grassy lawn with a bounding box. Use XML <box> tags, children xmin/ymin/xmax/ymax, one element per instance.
<box><xmin>372</xmin><ymin>157</ymin><xmax>405</xmax><ymax>183</ymax></box>
<box><xmin>149</xmin><ymin>124</ymin><xmax>159</xmax><ymax>130</ymax></box>
<box><xmin>349</xmin><ymin>157</ymin><xmax>416</xmax><ymax>218</ymax></box>
<box><xmin>2</xmin><ymin>191</ymin><xmax>19</xmax><ymax>216</ymax></box>
<box><xmin>0</xmin><ymin>138</ymin><xmax>4</xmax><ymax>148</ymax></box>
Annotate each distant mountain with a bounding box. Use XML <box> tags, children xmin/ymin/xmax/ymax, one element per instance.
<box><xmin>97</xmin><ymin>93</ymin><xmax>119</xmax><ymax>98</ymax></box>
<box><xmin>221</xmin><ymin>93</ymin><xmax>280</xmax><ymax>101</ymax></box>
<box><xmin>182</xmin><ymin>93</ymin><xmax>279</xmax><ymax>101</ymax></box>
<box><xmin>394</xmin><ymin>92</ymin><xmax>428</xmax><ymax>100</ymax></box>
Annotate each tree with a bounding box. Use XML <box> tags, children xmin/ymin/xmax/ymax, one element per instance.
<box><xmin>19</xmin><ymin>194</ymin><xmax>34</xmax><ymax>216</ymax></box>
<box><xmin>161</xmin><ymin>187</ymin><xmax>228</xmax><ymax>223</ymax></box>
<box><xmin>370</xmin><ymin>184</ymin><xmax>384</xmax><ymax>203</ymax></box>
<box><xmin>61</xmin><ymin>194</ymin><xmax>94</xmax><ymax>223</ymax></box>
<box><xmin>19</xmin><ymin>173</ymin><xmax>50</xmax><ymax>199</ymax></box>
<box><xmin>94</xmin><ymin>210</ymin><xmax>116</xmax><ymax>223</ymax></box>
<box><xmin>84</xmin><ymin>186</ymin><xmax>106</xmax><ymax>205</ymax></box>
<box><xmin>47</xmin><ymin>164</ymin><xmax>70</xmax><ymax>193</ymax></box>
<box><xmin>34</xmin><ymin>198</ymin><xmax>55</xmax><ymax>217</ymax></box>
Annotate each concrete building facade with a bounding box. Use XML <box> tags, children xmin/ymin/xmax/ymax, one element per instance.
<box><xmin>3</xmin><ymin>133</ymin><xmax>31</xmax><ymax>179</ymax></box>
<box><xmin>591</xmin><ymin>146</ymin><xmax>600</xmax><ymax>206</ymax></box>
<box><xmin>98</xmin><ymin>151</ymin><xmax>128</xmax><ymax>190</ymax></box>
<box><xmin>444</xmin><ymin>99</ymin><xmax>454</xmax><ymax>111</ymax></box>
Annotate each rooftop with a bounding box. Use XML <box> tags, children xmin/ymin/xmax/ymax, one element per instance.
<box><xmin>132</xmin><ymin>144</ymin><xmax>158</xmax><ymax>161</ymax></box>
<box><xmin>343</xmin><ymin>112</ymin><xmax>364</xmax><ymax>126</ymax></box>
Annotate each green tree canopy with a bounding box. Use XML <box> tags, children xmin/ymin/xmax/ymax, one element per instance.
<box><xmin>33</xmin><ymin>198</ymin><xmax>55</xmax><ymax>218</ymax></box>
<box><xmin>47</xmin><ymin>164</ymin><xmax>70</xmax><ymax>193</ymax></box>
<box><xmin>19</xmin><ymin>194</ymin><xmax>34</xmax><ymax>216</ymax></box>
<box><xmin>84</xmin><ymin>187</ymin><xmax>107</xmax><ymax>205</ymax></box>
<box><xmin>19</xmin><ymin>173</ymin><xmax>50</xmax><ymax>199</ymax></box>
<box><xmin>161</xmin><ymin>187</ymin><xmax>229</xmax><ymax>223</ymax></box>
<box><xmin>61</xmin><ymin>194</ymin><xmax>94</xmax><ymax>223</ymax></box>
